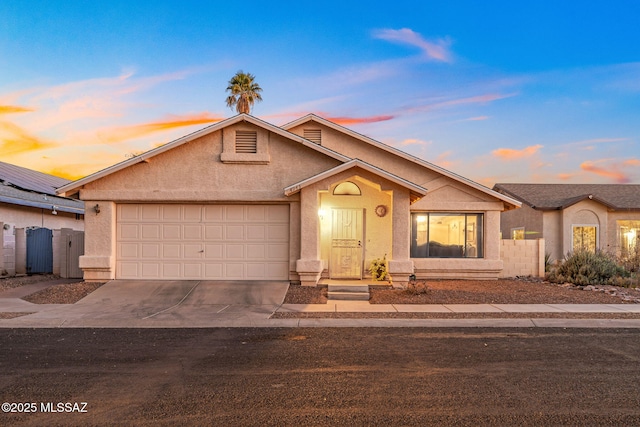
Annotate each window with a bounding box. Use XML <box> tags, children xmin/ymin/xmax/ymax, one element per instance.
<box><xmin>511</xmin><ymin>227</ymin><xmax>525</xmax><ymax>240</ymax></box>
<box><xmin>572</xmin><ymin>225</ymin><xmax>597</xmax><ymax>251</ymax></box>
<box><xmin>618</xmin><ymin>220</ymin><xmax>640</xmax><ymax>255</ymax></box>
<box><xmin>411</xmin><ymin>213</ymin><xmax>483</xmax><ymax>258</ymax></box>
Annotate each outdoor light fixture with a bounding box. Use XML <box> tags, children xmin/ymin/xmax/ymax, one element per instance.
<box><xmin>51</xmin><ymin>206</ymin><xmax>58</xmax><ymax>215</ymax></box>
<box><xmin>93</xmin><ymin>204</ymin><xmax>101</xmax><ymax>214</ymax></box>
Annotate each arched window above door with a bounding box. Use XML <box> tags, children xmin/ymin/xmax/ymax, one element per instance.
<box><xmin>333</xmin><ymin>181</ymin><xmax>361</xmax><ymax>195</ymax></box>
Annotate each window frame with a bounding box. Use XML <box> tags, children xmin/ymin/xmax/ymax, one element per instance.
<box><xmin>571</xmin><ymin>224</ymin><xmax>598</xmax><ymax>252</ymax></box>
<box><xmin>410</xmin><ymin>212</ymin><xmax>484</xmax><ymax>259</ymax></box>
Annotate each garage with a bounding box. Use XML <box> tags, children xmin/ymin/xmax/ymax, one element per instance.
<box><xmin>116</xmin><ymin>204</ymin><xmax>290</xmax><ymax>280</ymax></box>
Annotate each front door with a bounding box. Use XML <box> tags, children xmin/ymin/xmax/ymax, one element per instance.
<box><xmin>330</xmin><ymin>208</ymin><xmax>363</xmax><ymax>279</ymax></box>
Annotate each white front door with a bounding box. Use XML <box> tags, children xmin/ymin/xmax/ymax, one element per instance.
<box><xmin>330</xmin><ymin>208</ymin><xmax>363</xmax><ymax>279</ymax></box>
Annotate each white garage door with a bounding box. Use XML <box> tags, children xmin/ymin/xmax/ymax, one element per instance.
<box><xmin>116</xmin><ymin>204</ymin><xmax>290</xmax><ymax>280</ymax></box>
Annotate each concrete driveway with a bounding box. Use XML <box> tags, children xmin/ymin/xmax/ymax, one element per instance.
<box><xmin>4</xmin><ymin>280</ymin><xmax>290</xmax><ymax>328</ymax></box>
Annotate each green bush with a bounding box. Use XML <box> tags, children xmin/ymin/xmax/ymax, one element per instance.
<box><xmin>547</xmin><ymin>249</ymin><xmax>631</xmax><ymax>286</ymax></box>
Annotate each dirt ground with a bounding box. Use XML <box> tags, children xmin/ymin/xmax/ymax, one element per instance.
<box><xmin>284</xmin><ymin>278</ymin><xmax>640</xmax><ymax>305</ymax></box>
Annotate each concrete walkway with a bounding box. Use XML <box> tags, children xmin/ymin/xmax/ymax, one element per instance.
<box><xmin>1</xmin><ymin>279</ymin><xmax>640</xmax><ymax>328</ymax></box>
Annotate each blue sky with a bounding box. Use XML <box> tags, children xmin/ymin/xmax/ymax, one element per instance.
<box><xmin>1</xmin><ymin>0</ymin><xmax>639</xmax><ymax>186</ymax></box>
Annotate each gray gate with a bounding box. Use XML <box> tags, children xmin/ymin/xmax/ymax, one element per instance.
<box><xmin>26</xmin><ymin>227</ymin><xmax>53</xmax><ymax>274</ymax></box>
<box><xmin>62</xmin><ymin>230</ymin><xmax>84</xmax><ymax>279</ymax></box>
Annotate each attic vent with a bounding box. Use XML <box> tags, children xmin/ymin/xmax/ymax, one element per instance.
<box><xmin>303</xmin><ymin>129</ymin><xmax>322</xmax><ymax>144</ymax></box>
<box><xmin>235</xmin><ymin>131</ymin><xmax>258</xmax><ymax>153</ymax></box>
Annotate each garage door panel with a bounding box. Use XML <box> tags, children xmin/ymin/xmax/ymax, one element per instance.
<box><xmin>246</xmin><ymin>225</ymin><xmax>266</xmax><ymax>239</ymax></box>
<box><xmin>162</xmin><ymin>205</ymin><xmax>182</xmax><ymax>220</ymax></box>
<box><xmin>117</xmin><ymin>204</ymin><xmax>289</xmax><ymax>280</ymax></box>
<box><xmin>225</xmin><ymin>225</ymin><xmax>244</xmax><ymax>240</ymax></box>
<box><xmin>246</xmin><ymin>244</ymin><xmax>265</xmax><ymax>258</ymax></box>
<box><xmin>141</xmin><ymin>205</ymin><xmax>161</xmax><ymax>220</ymax></box>
<box><xmin>226</xmin><ymin>244</ymin><xmax>244</xmax><ymax>259</ymax></box>
<box><xmin>119</xmin><ymin>224</ymin><xmax>139</xmax><ymax>239</ymax></box>
<box><xmin>225</xmin><ymin>206</ymin><xmax>245</xmax><ymax>221</ymax></box>
<box><xmin>163</xmin><ymin>244</ymin><xmax>181</xmax><ymax>258</ymax></box>
<box><xmin>184</xmin><ymin>263</ymin><xmax>202</xmax><ymax>277</ymax></box>
<box><xmin>268</xmin><ymin>224</ymin><xmax>289</xmax><ymax>240</ymax></box>
<box><xmin>225</xmin><ymin>263</ymin><xmax>244</xmax><ymax>278</ymax></box>
<box><xmin>141</xmin><ymin>224</ymin><xmax>160</xmax><ymax>239</ymax></box>
<box><xmin>162</xmin><ymin>224</ymin><xmax>181</xmax><ymax>239</ymax></box>
<box><xmin>119</xmin><ymin>243</ymin><xmax>138</xmax><ymax>258</ymax></box>
<box><xmin>184</xmin><ymin>225</ymin><xmax>202</xmax><ymax>239</ymax></box>
<box><xmin>141</xmin><ymin>244</ymin><xmax>160</xmax><ymax>258</ymax></box>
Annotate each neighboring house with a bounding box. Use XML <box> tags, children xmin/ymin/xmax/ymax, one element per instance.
<box><xmin>57</xmin><ymin>114</ymin><xmax>520</xmax><ymax>286</ymax></box>
<box><xmin>0</xmin><ymin>161</ymin><xmax>85</xmax><ymax>275</ymax></box>
<box><xmin>493</xmin><ymin>183</ymin><xmax>640</xmax><ymax>262</ymax></box>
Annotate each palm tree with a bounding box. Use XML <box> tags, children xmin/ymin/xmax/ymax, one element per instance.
<box><xmin>225</xmin><ymin>71</ymin><xmax>263</xmax><ymax>114</ymax></box>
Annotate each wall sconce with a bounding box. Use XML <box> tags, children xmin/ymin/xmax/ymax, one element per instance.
<box><xmin>2</xmin><ymin>224</ymin><xmax>10</xmax><ymax>230</ymax></box>
<box><xmin>93</xmin><ymin>204</ymin><xmax>101</xmax><ymax>214</ymax></box>
<box><xmin>51</xmin><ymin>206</ymin><xmax>58</xmax><ymax>215</ymax></box>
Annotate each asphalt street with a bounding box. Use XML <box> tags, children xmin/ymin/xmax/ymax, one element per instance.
<box><xmin>1</xmin><ymin>328</ymin><xmax>640</xmax><ymax>426</ymax></box>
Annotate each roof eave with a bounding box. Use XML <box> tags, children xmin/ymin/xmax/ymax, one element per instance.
<box><xmin>284</xmin><ymin>115</ymin><xmax>520</xmax><ymax>209</ymax></box>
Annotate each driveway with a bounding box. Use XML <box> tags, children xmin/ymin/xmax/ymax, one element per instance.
<box><xmin>3</xmin><ymin>280</ymin><xmax>290</xmax><ymax>328</ymax></box>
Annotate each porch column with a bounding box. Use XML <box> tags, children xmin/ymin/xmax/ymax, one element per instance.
<box><xmin>388</xmin><ymin>190</ymin><xmax>414</xmax><ymax>288</ymax></box>
<box><xmin>296</xmin><ymin>187</ymin><xmax>323</xmax><ymax>286</ymax></box>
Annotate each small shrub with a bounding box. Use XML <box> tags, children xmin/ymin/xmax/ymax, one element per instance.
<box><xmin>369</xmin><ymin>255</ymin><xmax>388</xmax><ymax>281</ymax></box>
<box><xmin>406</xmin><ymin>280</ymin><xmax>429</xmax><ymax>295</ymax></box>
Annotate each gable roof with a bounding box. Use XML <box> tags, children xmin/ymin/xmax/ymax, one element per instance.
<box><xmin>493</xmin><ymin>183</ymin><xmax>640</xmax><ymax>211</ymax></box>
<box><xmin>283</xmin><ymin>114</ymin><xmax>520</xmax><ymax>210</ymax></box>
<box><xmin>284</xmin><ymin>159</ymin><xmax>428</xmax><ymax>203</ymax></box>
<box><xmin>57</xmin><ymin>114</ymin><xmax>350</xmax><ymax>196</ymax></box>
<box><xmin>0</xmin><ymin>161</ymin><xmax>85</xmax><ymax>214</ymax></box>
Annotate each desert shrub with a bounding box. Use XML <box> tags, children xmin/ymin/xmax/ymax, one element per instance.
<box><xmin>406</xmin><ymin>280</ymin><xmax>429</xmax><ymax>295</ymax></box>
<box><xmin>547</xmin><ymin>249</ymin><xmax>630</xmax><ymax>286</ymax></box>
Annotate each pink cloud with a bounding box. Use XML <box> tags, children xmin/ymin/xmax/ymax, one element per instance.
<box><xmin>373</xmin><ymin>28</ymin><xmax>453</xmax><ymax>62</ymax></box>
<box><xmin>324</xmin><ymin>114</ymin><xmax>394</xmax><ymax>125</ymax></box>
<box><xmin>580</xmin><ymin>161</ymin><xmax>631</xmax><ymax>183</ymax></box>
<box><xmin>492</xmin><ymin>144</ymin><xmax>543</xmax><ymax>160</ymax></box>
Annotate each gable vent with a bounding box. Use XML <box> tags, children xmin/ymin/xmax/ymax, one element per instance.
<box><xmin>303</xmin><ymin>129</ymin><xmax>322</xmax><ymax>144</ymax></box>
<box><xmin>235</xmin><ymin>131</ymin><xmax>258</xmax><ymax>153</ymax></box>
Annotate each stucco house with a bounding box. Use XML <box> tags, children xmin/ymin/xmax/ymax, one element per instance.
<box><xmin>493</xmin><ymin>183</ymin><xmax>640</xmax><ymax>262</ymax></box>
<box><xmin>57</xmin><ymin>114</ymin><xmax>520</xmax><ymax>286</ymax></box>
<box><xmin>1</xmin><ymin>161</ymin><xmax>85</xmax><ymax>276</ymax></box>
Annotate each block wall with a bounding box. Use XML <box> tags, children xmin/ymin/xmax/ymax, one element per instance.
<box><xmin>499</xmin><ymin>238</ymin><xmax>545</xmax><ymax>278</ymax></box>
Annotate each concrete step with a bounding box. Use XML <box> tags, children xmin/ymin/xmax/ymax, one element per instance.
<box><xmin>327</xmin><ymin>291</ymin><xmax>370</xmax><ymax>301</ymax></box>
<box><xmin>327</xmin><ymin>283</ymin><xmax>370</xmax><ymax>293</ymax></box>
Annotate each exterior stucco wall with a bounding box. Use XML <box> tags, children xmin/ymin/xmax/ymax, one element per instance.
<box><xmin>288</xmin><ymin>122</ymin><xmax>444</xmax><ymax>185</ymax></box>
<box><xmin>561</xmin><ymin>200</ymin><xmax>607</xmax><ymax>256</ymax></box>
<box><xmin>298</xmin><ymin>167</ymin><xmax>411</xmax><ymax>284</ymax></box>
<box><xmin>498</xmin><ymin>203</ymin><xmax>544</xmax><ymax>240</ymax></box>
<box><xmin>77</xmin><ymin>124</ymin><xmax>342</xmax><ymax>281</ymax></box>
<box><xmin>542</xmin><ymin>211</ymin><xmax>562</xmax><ymax>261</ymax></box>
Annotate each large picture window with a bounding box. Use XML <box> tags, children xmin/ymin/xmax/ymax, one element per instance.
<box><xmin>618</xmin><ymin>220</ymin><xmax>640</xmax><ymax>255</ymax></box>
<box><xmin>411</xmin><ymin>213</ymin><xmax>483</xmax><ymax>258</ymax></box>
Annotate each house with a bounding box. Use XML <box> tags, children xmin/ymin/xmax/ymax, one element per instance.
<box><xmin>57</xmin><ymin>114</ymin><xmax>520</xmax><ymax>286</ymax></box>
<box><xmin>0</xmin><ymin>161</ymin><xmax>85</xmax><ymax>276</ymax></box>
<box><xmin>493</xmin><ymin>183</ymin><xmax>640</xmax><ymax>262</ymax></box>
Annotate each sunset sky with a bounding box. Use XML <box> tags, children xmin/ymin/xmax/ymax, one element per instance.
<box><xmin>1</xmin><ymin>1</ymin><xmax>639</xmax><ymax>187</ymax></box>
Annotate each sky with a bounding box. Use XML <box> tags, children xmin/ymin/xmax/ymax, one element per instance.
<box><xmin>1</xmin><ymin>1</ymin><xmax>639</xmax><ymax>187</ymax></box>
